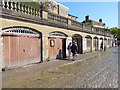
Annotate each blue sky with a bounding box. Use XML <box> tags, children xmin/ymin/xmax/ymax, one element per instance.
<box><xmin>59</xmin><ymin>2</ymin><xmax>118</xmax><ymax>28</ymax></box>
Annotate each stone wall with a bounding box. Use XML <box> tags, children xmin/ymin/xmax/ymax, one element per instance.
<box><xmin>0</xmin><ymin>18</ymin><xmax>111</xmax><ymax>62</ymax></box>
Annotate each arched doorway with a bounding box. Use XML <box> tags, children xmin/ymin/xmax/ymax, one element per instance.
<box><xmin>2</xmin><ymin>26</ymin><xmax>42</xmax><ymax>68</ymax></box>
<box><xmin>99</xmin><ymin>37</ymin><xmax>103</xmax><ymax>50</ymax></box>
<box><xmin>104</xmin><ymin>38</ymin><xmax>107</xmax><ymax>44</ymax></box>
<box><xmin>93</xmin><ymin>36</ymin><xmax>99</xmax><ymax>51</ymax></box>
<box><xmin>85</xmin><ymin>35</ymin><xmax>92</xmax><ymax>52</ymax></box>
<box><xmin>108</xmin><ymin>39</ymin><xmax>111</xmax><ymax>47</ymax></box>
<box><xmin>72</xmin><ymin>34</ymin><xmax>83</xmax><ymax>54</ymax></box>
<box><xmin>104</xmin><ymin>38</ymin><xmax>107</xmax><ymax>49</ymax></box>
<box><xmin>48</xmin><ymin>32</ymin><xmax>67</xmax><ymax>60</ymax></box>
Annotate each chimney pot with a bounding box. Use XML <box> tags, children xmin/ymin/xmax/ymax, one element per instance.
<box><xmin>99</xmin><ymin>19</ymin><xmax>102</xmax><ymax>22</ymax></box>
<box><xmin>85</xmin><ymin>15</ymin><xmax>89</xmax><ymax>21</ymax></box>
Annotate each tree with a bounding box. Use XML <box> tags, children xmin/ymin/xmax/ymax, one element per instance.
<box><xmin>110</xmin><ymin>27</ymin><xmax>120</xmax><ymax>39</ymax></box>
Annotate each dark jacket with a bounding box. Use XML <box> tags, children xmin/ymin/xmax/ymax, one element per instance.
<box><xmin>71</xmin><ymin>44</ymin><xmax>78</xmax><ymax>54</ymax></box>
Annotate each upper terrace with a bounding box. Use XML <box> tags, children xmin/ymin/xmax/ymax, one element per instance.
<box><xmin>0</xmin><ymin>1</ymin><xmax>112</xmax><ymax>37</ymax></box>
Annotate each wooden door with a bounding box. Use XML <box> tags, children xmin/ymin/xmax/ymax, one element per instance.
<box><xmin>48</xmin><ymin>37</ymin><xmax>63</xmax><ymax>59</ymax></box>
<box><xmin>3</xmin><ymin>34</ymin><xmax>41</xmax><ymax>68</ymax></box>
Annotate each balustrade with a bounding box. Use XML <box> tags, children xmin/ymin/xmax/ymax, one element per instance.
<box><xmin>0</xmin><ymin>1</ymin><xmax>41</xmax><ymax>17</ymax></box>
<box><xmin>71</xmin><ymin>20</ymin><xmax>83</xmax><ymax>28</ymax></box>
<box><xmin>83</xmin><ymin>24</ymin><xmax>92</xmax><ymax>32</ymax></box>
<box><xmin>0</xmin><ymin>1</ymin><xmax>112</xmax><ymax>37</ymax></box>
<box><xmin>47</xmin><ymin>12</ymin><xmax>67</xmax><ymax>24</ymax></box>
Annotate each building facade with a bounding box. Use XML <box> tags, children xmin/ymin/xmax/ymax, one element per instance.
<box><xmin>0</xmin><ymin>1</ymin><xmax>113</xmax><ymax>69</ymax></box>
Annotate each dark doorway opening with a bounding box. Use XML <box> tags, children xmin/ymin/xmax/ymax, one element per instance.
<box><xmin>85</xmin><ymin>35</ymin><xmax>92</xmax><ymax>52</ymax></box>
<box><xmin>62</xmin><ymin>38</ymin><xmax>66</xmax><ymax>58</ymax></box>
<box><xmin>72</xmin><ymin>34</ymin><xmax>83</xmax><ymax>54</ymax></box>
<box><xmin>94</xmin><ymin>37</ymin><xmax>99</xmax><ymax>51</ymax></box>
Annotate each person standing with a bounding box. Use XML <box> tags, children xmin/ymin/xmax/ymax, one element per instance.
<box><xmin>71</xmin><ymin>42</ymin><xmax>78</xmax><ymax>61</ymax></box>
<box><xmin>67</xmin><ymin>42</ymin><xmax>72</xmax><ymax>60</ymax></box>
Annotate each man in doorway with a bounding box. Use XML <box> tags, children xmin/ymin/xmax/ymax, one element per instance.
<box><xmin>71</xmin><ymin>41</ymin><xmax>78</xmax><ymax>61</ymax></box>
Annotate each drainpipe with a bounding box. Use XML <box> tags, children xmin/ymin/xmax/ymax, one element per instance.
<box><xmin>103</xmin><ymin>24</ymin><xmax>106</xmax><ymax>51</ymax></box>
<box><xmin>39</xmin><ymin>32</ymin><xmax>43</xmax><ymax>63</ymax></box>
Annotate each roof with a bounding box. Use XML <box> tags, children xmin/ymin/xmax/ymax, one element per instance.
<box><xmin>90</xmin><ymin>19</ymin><xmax>105</xmax><ymax>24</ymax></box>
<box><xmin>93</xmin><ymin>25</ymin><xmax>104</xmax><ymax>28</ymax></box>
<box><xmin>68</xmin><ymin>14</ymin><xmax>78</xmax><ymax>18</ymax></box>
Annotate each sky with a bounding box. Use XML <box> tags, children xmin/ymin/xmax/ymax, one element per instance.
<box><xmin>58</xmin><ymin>2</ymin><xmax>118</xmax><ymax>28</ymax></box>
<box><xmin>118</xmin><ymin>2</ymin><xmax>120</xmax><ymax>28</ymax></box>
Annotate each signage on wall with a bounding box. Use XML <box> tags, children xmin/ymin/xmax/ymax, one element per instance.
<box><xmin>50</xmin><ymin>40</ymin><xmax>55</xmax><ymax>47</ymax></box>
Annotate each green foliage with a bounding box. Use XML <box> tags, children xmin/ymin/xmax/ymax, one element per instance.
<box><xmin>110</xmin><ymin>27</ymin><xmax>120</xmax><ymax>38</ymax></box>
<box><xmin>84</xmin><ymin>21</ymin><xmax>91</xmax><ymax>26</ymax></box>
<box><xmin>39</xmin><ymin>2</ymin><xmax>49</xmax><ymax>11</ymax></box>
<box><xmin>98</xmin><ymin>28</ymin><xmax>104</xmax><ymax>30</ymax></box>
<box><xmin>104</xmin><ymin>28</ymin><xmax>110</xmax><ymax>31</ymax></box>
<box><xmin>20</xmin><ymin>2</ymin><xmax>41</xmax><ymax>10</ymax></box>
<box><xmin>20</xmin><ymin>2</ymin><xmax>49</xmax><ymax>10</ymax></box>
<box><xmin>95</xmin><ymin>27</ymin><xmax>110</xmax><ymax>31</ymax></box>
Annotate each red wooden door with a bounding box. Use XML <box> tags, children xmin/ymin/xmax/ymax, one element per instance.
<box><xmin>48</xmin><ymin>37</ymin><xmax>63</xmax><ymax>59</ymax></box>
<box><xmin>3</xmin><ymin>34</ymin><xmax>41</xmax><ymax>68</ymax></box>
